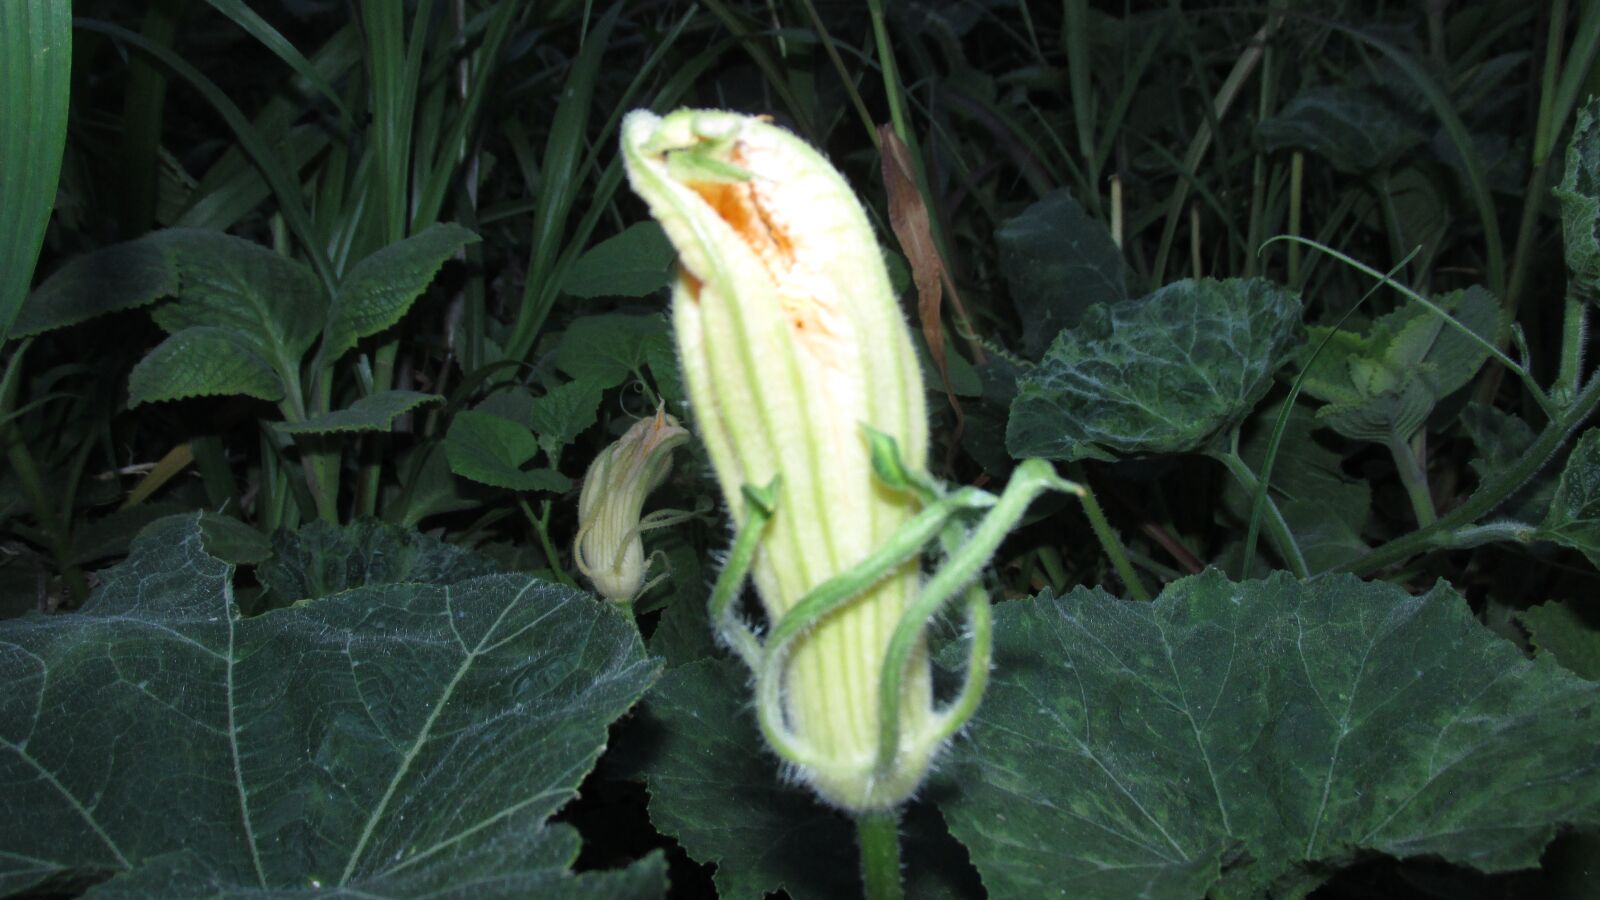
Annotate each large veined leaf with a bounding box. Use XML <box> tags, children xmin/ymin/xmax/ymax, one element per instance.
<box><xmin>11</xmin><ymin>235</ymin><xmax>178</xmax><ymax>338</ymax></box>
<box><xmin>0</xmin><ymin>515</ymin><xmax>664</xmax><ymax>897</ymax></box>
<box><xmin>324</xmin><ymin>223</ymin><xmax>479</xmax><ymax>360</ymax></box>
<box><xmin>1257</xmin><ymin>85</ymin><xmax>1425</xmax><ymax>174</ymax></box>
<box><xmin>1522</xmin><ymin>600</ymin><xmax>1600</xmax><ymax>681</ymax></box>
<box><xmin>0</xmin><ymin>0</ymin><xmax>70</xmax><ymax>344</ymax></box>
<box><xmin>938</xmin><ymin>571</ymin><xmax>1600</xmax><ymax>900</ymax></box>
<box><xmin>994</xmin><ymin>189</ymin><xmax>1129</xmax><ymax>358</ymax></box>
<box><xmin>127</xmin><ymin>325</ymin><xmax>285</xmax><ymax>405</ymax></box>
<box><xmin>632</xmin><ymin>659</ymin><xmax>978</xmax><ymax>900</ymax></box>
<box><xmin>1554</xmin><ymin>96</ymin><xmax>1600</xmax><ymax>287</ymax></box>
<box><xmin>275</xmin><ymin>389</ymin><xmax>442</xmax><ymax>435</ymax></box>
<box><xmin>1007</xmin><ymin>278</ymin><xmax>1301</xmax><ymax>461</ymax></box>
<box><xmin>146</xmin><ymin>228</ymin><xmax>325</xmax><ymax>365</ymax></box>
<box><xmin>1538</xmin><ymin>427</ymin><xmax>1600</xmax><ymax>567</ymax></box>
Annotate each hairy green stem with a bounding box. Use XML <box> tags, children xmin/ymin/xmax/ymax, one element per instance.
<box><xmin>1557</xmin><ymin>288</ymin><xmax>1590</xmax><ymax>403</ymax></box>
<box><xmin>1340</xmin><ymin>370</ymin><xmax>1600</xmax><ymax>575</ymax></box>
<box><xmin>521</xmin><ymin>498</ymin><xmax>575</xmax><ymax>589</ymax></box>
<box><xmin>1211</xmin><ymin>450</ymin><xmax>1310</xmax><ymax>579</ymax></box>
<box><xmin>1387</xmin><ymin>432</ymin><xmax>1437</xmax><ymax>527</ymax></box>
<box><xmin>1068</xmin><ymin>462</ymin><xmax>1152</xmax><ymax>601</ymax></box>
<box><xmin>856</xmin><ymin>810</ymin><xmax>904</xmax><ymax>900</ymax></box>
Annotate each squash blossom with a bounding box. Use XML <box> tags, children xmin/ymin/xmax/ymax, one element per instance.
<box><xmin>574</xmin><ymin>406</ymin><xmax>689</xmax><ymax>603</ymax></box>
<box><xmin>622</xmin><ymin>108</ymin><xmax>937</xmax><ymax>810</ymax></box>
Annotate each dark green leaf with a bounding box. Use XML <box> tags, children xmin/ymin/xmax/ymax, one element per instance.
<box><xmin>1257</xmin><ymin>85</ymin><xmax>1425</xmax><ymax>173</ymax></box>
<box><xmin>1007</xmin><ymin>278</ymin><xmax>1301</xmax><ymax>461</ymax></box>
<box><xmin>556</xmin><ymin>314</ymin><xmax>672</xmax><ymax>389</ymax></box>
<box><xmin>1538</xmin><ymin>428</ymin><xmax>1600</xmax><ymax>567</ymax></box>
<box><xmin>196</xmin><ymin>512</ymin><xmax>272</xmax><ymax>565</ymax></box>
<box><xmin>1461</xmin><ymin>402</ymin><xmax>1555</xmax><ymax>523</ymax></box>
<box><xmin>995</xmin><ymin>188</ymin><xmax>1128</xmax><ymax>357</ymax></box>
<box><xmin>325</xmin><ymin>223</ymin><xmax>480</xmax><ymax>359</ymax></box>
<box><xmin>128</xmin><ymin>326</ymin><xmax>285</xmax><ymax>405</ymax></box>
<box><xmin>1521</xmin><ymin>601</ymin><xmax>1600</xmax><ymax>681</ymax></box>
<box><xmin>276</xmin><ymin>390</ymin><xmax>442</xmax><ymax>435</ymax></box>
<box><xmin>637</xmin><ymin>659</ymin><xmax>973</xmax><ymax>900</ymax></box>
<box><xmin>146</xmin><ymin>228</ymin><xmax>324</xmax><ymax>364</ymax></box>
<box><xmin>528</xmin><ymin>379</ymin><xmax>605</xmax><ymax>462</ymax></box>
<box><xmin>0</xmin><ymin>0</ymin><xmax>70</xmax><ymax>344</ymax></box>
<box><xmin>939</xmin><ymin>572</ymin><xmax>1600</xmax><ymax>899</ymax></box>
<box><xmin>257</xmin><ymin>518</ymin><xmax>499</xmax><ymax>605</ymax></box>
<box><xmin>562</xmin><ymin>221</ymin><xmax>677</xmax><ymax>298</ymax></box>
<box><xmin>1554</xmin><ymin>97</ymin><xmax>1600</xmax><ymax>287</ymax></box>
<box><xmin>445</xmin><ymin>410</ymin><xmax>571</xmax><ymax>493</ymax></box>
<box><xmin>67</xmin><ymin>502</ymin><xmax>193</xmax><ymax>566</ymax></box>
<box><xmin>13</xmin><ymin>236</ymin><xmax>179</xmax><ymax>338</ymax></box>
<box><xmin>0</xmin><ymin>514</ymin><xmax>662</xmax><ymax>897</ymax></box>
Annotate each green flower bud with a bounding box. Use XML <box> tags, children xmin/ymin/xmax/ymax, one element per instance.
<box><xmin>622</xmin><ymin>108</ymin><xmax>937</xmax><ymax>810</ymax></box>
<box><xmin>574</xmin><ymin>407</ymin><xmax>688</xmax><ymax>603</ymax></box>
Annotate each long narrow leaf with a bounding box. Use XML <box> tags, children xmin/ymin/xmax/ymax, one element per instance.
<box><xmin>0</xmin><ymin>1</ymin><xmax>71</xmax><ymax>345</ymax></box>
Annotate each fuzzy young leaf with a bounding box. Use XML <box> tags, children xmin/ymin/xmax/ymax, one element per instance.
<box><xmin>445</xmin><ymin>409</ymin><xmax>570</xmax><ymax>493</ymax></box>
<box><xmin>1299</xmin><ymin>286</ymin><xmax>1499</xmax><ymax>442</ymax></box>
<box><xmin>1007</xmin><ymin>278</ymin><xmax>1301</xmax><ymax>461</ymax></box>
<box><xmin>995</xmin><ymin>188</ymin><xmax>1128</xmax><ymax>358</ymax></box>
<box><xmin>1538</xmin><ymin>428</ymin><xmax>1600</xmax><ymax>568</ymax></box>
<box><xmin>128</xmin><ymin>325</ymin><xmax>284</xmax><ymax>405</ymax></box>
<box><xmin>1257</xmin><ymin>85</ymin><xmax>1425</xmax><ymax>174</ymax></box>
<box><xmin>0</xmin><ymin>515</ymin><xmax>663</xmax><ymax>897</ymax></box>
<box><xmin>562</xmin><ymin>221</ymin><xmax>677</xmax><ymax>298</ymax></box>
<box><xmin>12</xmin><ymin>235</ymin><xmax>179</xmax><ymax>337</ymax></box>
<box><xmin>275</xmin><ymin>389</ymin><xmax>441</xmax><ymax>435</ymax></box>
<box><xmin>939</xmin><ymin>572</ymin><xmax>1600</xmax><ymax>900</ymax></box>
<box><xmin>324</xmin><ymin>223</ymin><xmax>478</xmax><ymax>359</ymax></box>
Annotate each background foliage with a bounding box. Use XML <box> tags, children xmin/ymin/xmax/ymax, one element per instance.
<box><xmin>5</xmin><ymin>1</ymin><xmax>1600</xmax><ymax>897</ymax></box>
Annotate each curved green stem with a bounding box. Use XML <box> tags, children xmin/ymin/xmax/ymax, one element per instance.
<box><xmin>708</xmin><ymin>480</ymin><xmax>778</xmax><ymax>670</ymax></box>
<box><xmin>1211</xmin><ymin>449</ymin><xmax>1309</xmax><ymax>579</ymax></box>
<box><xmin>1386</xmin><ymin>432</ymin><xmax>1437</xmax><ymax>528</ymax></box>
<box><xmin>876</xmin><ymin>459</ymin><xmax>1080</xmax><ymax>772</ymax></box>
<box><xmin>856</xmin><ymin>809</ymin><xmax>904</xmax><ymax>900</ymax></box>
<box><xmin>1067</xmin><ymin>462</ymin><xmax>1152</xmax><ymax>601</ymax></box>
<box><xmin>1341</xmin><ymin>371</ymin><xmax>1600</xmax><ymax>575</ymax></box>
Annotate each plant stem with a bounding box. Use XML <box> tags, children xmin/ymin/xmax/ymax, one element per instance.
<box><xmin>1387</xmin><ymin>432</ymin><xmax>1437</xmax><ymax>528</ymax></box>
<box><xmin>1340</xmin><ymin>369</ymin><xmax>1600</xmax><ymax>576</ymax></box>
<box><xmin>1211</xmin><ymin>450</ymin><xmax>1310</xmax><ymax>579</ymax></box>
<box><xmin>856</xmin><ymin>810</ymin><xmax>904</xmax><ymax>900</ymax></box>
<box><xmin>1557</xmin><ymin>288</ymin><xmax>1590</xmax><ymax>403</ymax></box>
<box><xmin>1068</xmin><ymin>462</ymin><xmax>1152</xmax><ymax>601</ymax></box>
<box><xmin>521</xmin><ymin>498</ymin><xmax>575</xmax><ymax>588</ymax></box>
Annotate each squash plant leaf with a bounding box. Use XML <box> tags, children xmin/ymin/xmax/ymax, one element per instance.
<box><xmin>444</xmin><ymin>409</ymin><xmax>571</xmax><ymax>493</ymax></box>
<box><xmin>1537</xmin><ymin>427</ymin><xmax>1600</xmax><ymax>568</ymax></box>
<box><xmin>1007</xmin><ymin>278</ymin><xmax>1301</xmax><ymax>461</ymax></box>
<box><xmin>275</xmin><ymin>389</ymin><xmax>443</xmax><ymax>435</ymax></box>
<box><xmin>938</xmin><ymin>571</ymin><xmax>1600</xmax><ymax>900</ymax></box>
<box><xmin>325</xmin><ymin>222</ymin><xmax>479</xmax><ymax>360</ymax></box>
<box><xmin>562</xmin><ymin>221</ymin><xmax>677</xmax><ymax>299</ymax></box>
<box><xmin>528</xmin><ymin>378</ymin><xmax>605</xmax><ymax>466</ymax></box>
<box><xmin>128</xmin><ymin>325</ymin><xmax>285</xmax><ymax>404</ymax></box>
<box><xmin>632</xmin><ymin>658</ymin><xmax>977</xmax><ymax>900</ymax></box>
<box><xmin>0</xmin><ymin>514</ymin><xmax>664</xmax><ymax>897</ymax></box>
<box><xmin>995</xmin><ymin>188</ymin><xmax>1129</xmax><ymax>358</ymax></box>
<box><xmin>1521</xmin><ymin>600</ymin><xmax>1600</xmax><ymax>682</ymax></box>
<box><xmin>1553</xmin><ymin>96</ymin><xmax>1600</xmax><ymax>288</ymax></box>
<box><xmin>1257</xmin><ymin>85</ymin><xmax>1425</xmax><ymax>174</ymax></box>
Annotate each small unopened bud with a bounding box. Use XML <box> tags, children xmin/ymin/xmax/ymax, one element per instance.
<box><xmin>574</xmin><ymin>407</ymin><xmax>689</xmax><ymax>603</ymax></box>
